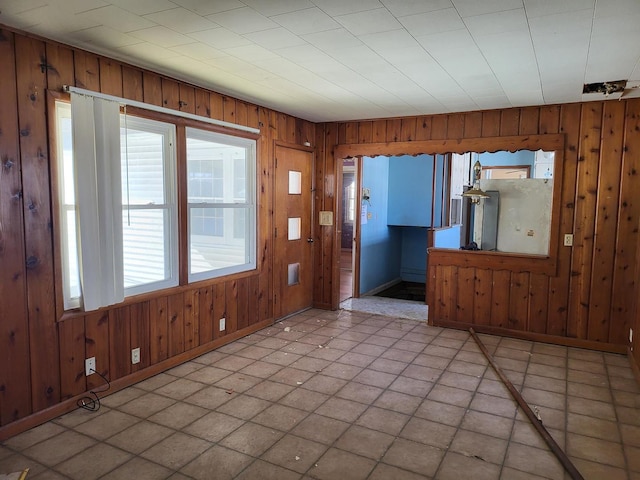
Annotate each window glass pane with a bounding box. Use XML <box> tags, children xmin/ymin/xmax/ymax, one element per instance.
<box><xmin>65</xmin><ymin>208</ymin><xmax>81</xmax><ymax>301</ymax></box>
<box><xmin>289</xmin><ymin>171</ymin><xmax>302</xmax><ymax>194</ymax></box>
<box><xmin>121</xmin><ymin>125</ymin><xmax>165</xmax><ymax>205</ymax></box>
<box><xmin>122</xmin><ymin>209</ymin><xmax>170</xmax><ymax>288</ymax></box>
<box><xmin>288</xmin><ymin>263</ymin><xmax>300</xmax><ymax>286</ymax></box>
<box><xmin>288</xmin><ymin>217</ymin><xmax>301</xmax><ymax>240</ymax></box>
<box><xmin>190</xmin><ymin>207</ymin><xmax>251</xmax><ymax>275</ymax></box>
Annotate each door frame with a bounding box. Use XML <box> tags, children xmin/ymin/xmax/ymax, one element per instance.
<box><xmin>335</xmin><ymin>155</ymin><xmax>363</xmax><ymax>305</ymax></box>
<box><xmin>272</xmin><ymin>140</ymin><xmax>316</xmax><ymax>320</ymax></box>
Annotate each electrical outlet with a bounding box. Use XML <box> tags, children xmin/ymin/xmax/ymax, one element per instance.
<box><xmin>85</xmin><ymin>357</ymin><xmax>96</xmax><ymax>376</ymax></box>
<box><xmin>131</xmin><ymin>347</ymin><xmax>140</xmax><ymax>364</ymax></box>
<box><xmin>219</xmin><ymin>317</ymin><xmax>226</xmax><ymax>331</ymax></box>
<box><xmin>630</xmin><ymin>329</ymin><xmax>634</xmax><ymax>344</ymax></box>
<box><xmin>563</xmin><ymin>234</ymin><xmax>573</xmax><ymax>247</ymax></box>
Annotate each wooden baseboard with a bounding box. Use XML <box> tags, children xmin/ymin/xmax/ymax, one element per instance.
<box><xmin>432</xmin><ymin>319</ymin><xmax>628</xmax><ymax>354</ymax></box>
<box><xmin>0</xmin><ymin>318</ymin><xmax>273</xmax><ymax>442</ymax></box>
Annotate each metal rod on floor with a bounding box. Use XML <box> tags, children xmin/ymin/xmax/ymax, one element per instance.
<box><xmin>468</xmin><ymin>328</ymin><xmax>585</xmax><ymax>480</ymax></box>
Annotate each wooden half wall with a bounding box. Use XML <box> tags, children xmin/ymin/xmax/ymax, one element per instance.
<box><xmin>319</xmin><ymin>101</ymin><xmax>640</xmax><ymax>352</ymax></box>
<box><xmin>0</xmin><ymin>29</ymin><xmax>315</xmax><ymax>434</ymax></box>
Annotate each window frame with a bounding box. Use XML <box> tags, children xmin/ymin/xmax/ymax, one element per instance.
<box><xmin>185</xmin><ymin>126</ymin><xmax>257</xmax><ymax>283</ymax></box>
<box><xmin>49</xmin><ymin>93</ymin><xmax>260</xmax><ymax>318</ymax></box>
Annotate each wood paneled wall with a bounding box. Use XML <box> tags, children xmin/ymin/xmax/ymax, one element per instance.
<box><xmin>318</xmin><ymin>101</ymin><xmax>639</xmax><ymax>351</ymax></box>
<box><xmin>0</xmin><ymin>29</ymin><xmax>315</xmax><ymax>433</ymax></box>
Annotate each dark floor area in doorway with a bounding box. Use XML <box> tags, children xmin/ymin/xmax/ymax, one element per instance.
<box><xmin>375</xmin><ymin>281</ymin><xmax>426</xmax><ymax>302</ymax></box>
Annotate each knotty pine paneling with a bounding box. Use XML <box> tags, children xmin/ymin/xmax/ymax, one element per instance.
<box><xmin>321</xmin><ymin>100</ymin><xmax>640</xmax><ymax>352</ymax></box>
<box><xmin>0</xmin><ymin>28</ymin><xmax>315</xmax><ymax>434</ymax></box>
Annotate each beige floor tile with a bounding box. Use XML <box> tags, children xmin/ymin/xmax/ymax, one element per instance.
<box><xmin>437</xmin><ymin>451</ymin><xmax>501</xmax><ymax>479</ymax></box>
<box><xmin>368</xmin><ymin>463</ymin><xmax>430</xmax><ymax>479</ymax></box>
<box><xmin>570</xmin><ymin>457</ymin><xmax>629</xmax><ymax>480</ymax></box>
<box><xmin>567</xmin><ymin>412</ymin><xmax>621</xmax><ymax>442</ymax></box>
<box><xmin>99</xmin><ymin>387</ymin><xmax>147</xmax><ymax>408</ymax></box>
<box><xmin>568</xmin><ymin>381</ymin><xmax>613</xmax><ymax>402</ymax></box>
<box><xmin>261</xmin><ymin>434</ymin><xmax>327</xmax><ymax>473</ymax></box>
<box><xmin>356</xmin><ymin>407</ymin><xmax>410</xmax><ymax>436</ymax></box>
<box><xmin>399</xmin><ymin>417</ymin><xmax>457</xmax><ymax>449</ymax></box>
<box><xmin>184</xmin><ymin>365</ymin><xmax>233</xmax><ymax>384</ymax></box>
<box><xmin>216</xmin><ymin>394</ymin><xmax>271</xmax><ymax>420</ymax></box>
<box><xmin>567</xmin><ymin>395</ymin><xmax>616</xmax><ymax>421</ymax></box>
<box><xmin>219</xmin><ymin>422</ymin><xmax>283</xmax><ymax>456</ymax></box>
<box><xmin>320</xmin><ymin>362</ymin><xmax>363</xmax><ymax>380</ymax></box>
<box><xmin>235</xmin><ymin>459</ymin><xmax>301</xmax><ymax>480</ymax></box>
<box><xmin>238</xmin><ymin>361</ymin><xmax>283</xmax><ymax>379</ymax></box>
<box><xmin>3</xmin><ymin>423</ymin><xmax>66</xmax><ymax>450</ymax></box>
<box><xmin>373</xmin><ymin>390</ymin><xmax>421</xmax><ymax>415</ymax></box>
<box><xmin>521</xmin><ymin>387</ymin><xmax>566</xmax><ymax>411</ymax></box>
<box><xmin>147</xmin><ymin>401</ymin><xmax>208</xmax><ymax>429</ymax></box>
<box><xmin>215</xmin><ymin>372</ymin><xmax>263</xmax><ymax>393</ymax></box>
<box><xmin>621</xmin><ymin>424</ymin><xmax>640</xmax><ymax>447</ymax></box>
<box><xmin>335</xmin><ymin>425</ymin><xmax>395</xmax><ymax>460</ymax></box>
<box><xmin>315</xmin><ymin>397</ymin><xmax>368</xmax><ymax>423</ymax></box>
<box><xmin>566</xmin><ymin>433</ymin><xmax>626</xmax><ymax>468</ymax></box>
<box><xmin>116</xmin><ymin>392</ymin><xmax>176</xmax><ymax>418</ymax></box>
<box><xmin>428</xmin><ymin>384</ymin><xmax>474</xmax><ymax>408</ymax></box>
<box><xmin>106</xmin><ymin>421</ymin><xmax>173</xmax><ymax>454</ymax></box>
<box><xmin>251</xmin><ymin>404</ymin><xmax>308</xmax><ymax>431</ymax></box>
<box><xmin>141</xmin><ymin>432</ymin><xmax>211</xmax><ymax>469</ymax></box>
<box><xmin>0</xmin><ymin>453</ymin><xmax>46</xmax><ymax>477</ymax></box>
<box><xmin>449</xmin><ymin>429</ymin><xmax>508</xmax><ymax>465</ymax></box>
<box><xmin>310</xmin><ymin>448</ymin><xmax>376</xmax><ymax>480</ymax></box>
<box><xmin>180</xmin><ymin>445</ymin><xmax>252</xmax><ymax>480</ymax></box>
<box><xmin>99</xmin><ymin>457</ymin><xmax>172</xmax><ymax>480</ymax></box>
<box><xmin>381</xmin><ymin>438</ymin><xmax>444</xmax><ymax>477</ymax></box>
<box><xmin>23</xmin><ymin>430</ymin><xmax>96</xmax><ymax>466</ymax></box>
<box><xmin>55</xmin><ymin>443</ymin><xmax>131</xmax><ymax>480</ymax></box>
<box><xmin>290</xmin><ymin>414</ymin><xmax>350</xmax><ymax>445</ymax></box>
<box><xmin>414</xmin><ymin>399</ymin><xmax>466</xmax><ymax>427</ymax></box>
<box><xmin>183</xmin><ymin>411</ymin><xmax>244</xmax><ymax>442</ymax></box>
<box><xmin>523</xmin><ymin>374</ymin><xmax>566</xmax><ymax>394</ymax></box>
<box><xmin>154</xmin><ymin>378</ymin><xmax>206</xmax><ymax>400</ymax></box>
<box><xmin>26</xmin><ymin>469</ymin><xmax>68</xmax><ymax>480</ymax></box>
<box><xmin>504</xmin><ymin>443</ymin><xmax>564</xmax><ymax>479</ymax></box>
<box><xmin>183</xmin><ymin>386</ymin><xmax>234</xmax><ymax>410</ymax></box>
<box><xmin>388</xmin><ymin>376</ymin><xmax>433</xmax><ymax>397</ymax></box>
<box><xmin>461</xmin><ymin>410</ymin><xmax>514</xmax><ymax>440</ymax></box>
<box><xmin>299</xmin><ymin>374</ymin><xmax>347</xmax><ymax>395</ymax></box>
<box><xmin>470</xmin><ymin>392</ymin><xmax>518</xmax><ymax>418</ymax></box>
<box><xmin>336</xmin><ymin>382</ymin><xmax>384</xmax><ymax>404</ymax></box>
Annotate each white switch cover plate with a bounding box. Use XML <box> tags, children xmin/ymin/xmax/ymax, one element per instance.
<box><xmin>131</xmin><ymin>347</ymin><xmax>141</xmax><ymax>364</ymax></box>
<box><xmin>85</xmin><ymin>357</ymin><xmax>96</xmax><ymax>376</ymax></box>
<box><xmin>219</xmin><ymin>317</ymin><xmax>226</xmax><ymax>331</ymax></box>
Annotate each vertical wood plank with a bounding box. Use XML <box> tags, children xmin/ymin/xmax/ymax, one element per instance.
<box><xmin>225</xmin><ymin>281</ymin><xmax>239</xmax><ymax>334</ymax></box>
<box><xmin>0</xmin><ymin>29</ymin><xmax>31</xmax><ymax>426</ymax></box>
<box><xmin>237</xmin><ymin>277</ymin><xmax>249</xmax><ymax>330</ymax></box>
<box><xmin>508</xmin><ymin>272</ymin><xmax>530</xmax><ymax>330</ymax></box>
<box><xmin>249</xmin><ymin>275</ymin><xmax>261</xmax><ymax>325</ymax></box>
<box><xmin>109</xmin><ymin>306</ymin><xmax>131</xmax><ymax>380</ymax></box>
<box><xmin>344</xmin><ymin>122</ymin><xmax>359</xmax><ymax>143</ymax></box>
<box><xmin>482</xmin><ymin>110</ymin><xmax>501</xmax><ymax>137</ymax></box>
<box><xmin>213</xmin><ymin>283</ymin><xmax>226</xmax><ymax>339</ymax></box>
<box><xmin>85</xmin><ymin>312</ymin><xmax>109</xmax><ymax>390</ymax></box>
<box><xmin>519</xmin><ymin>107</ymin><xmax>540</xmax><ymax>135</ymax></box>
<box><xmin>223</xmin><ymin>96</ymin><xmax>237</xmax><ymax>125</ymax></box>
<box><xmin>500</xmin><ymin>109</ymin><xmax>520</xmax><ymax>136</ymax></box>
<box><xmin>430</xmin><ymin>115</ymin><xmax>448</xmax><ymax>139</ymax></box>
<box><xmin>199</xmin><ymin>285</ymin><xmax>214</xmax><ymax>344</ymax></box>
<box><xmin>168</xmin><ymin>293</ymin><xmax>185</xmax><ymax>356</ymax></box>
<box><xmin>179</xmin><ymin>84</ymin><xmax>196</xmax><ymax>114</ymax></box>
<box><xmin>400</xmin><ymin>118</ymin><xmax>416</xmax><ymax>142</ymax></box>
<box><xmin>15</xmin><ymin>35</ymin><xmax>60</xmax><ymax>412</ymax></box>
<box><xmin>358</xmin><ymin>121</ymin><xmax>373</xmax><ymax>144</ymax></box>
<box><xmin>73</xmin><ymin>50</ymin><xmax>99</xmax><ymax>90</ymax></box>
<box><xmin>184</xmin><ymin>289</ymin><xmax>200</xmax><ymax>351</ymax></box>
<box><xmin>464</xmin><ymin>112</ymin><xmax>483</xmax><ymax>138</ymax></box>
<box><xmin>588</xmin><ymin>101</ymin><xmax>625</xmax><ymax>342</ymax></box>
<box><xmin>610</xmin><ymin>98</ymin><xmax>640</xmax><ymax>344</ymax></box>
<box><xmin>98</xmin><ymin>58</ymin><xmax>122</xmax><ymax>97</ymax></box>
<box><xmin>385</xmin><ymin>119</ymin><xmax>402</xmax><ymax>142</ymax></box>
<box><xmin>122</xmin><ymin>66</ymin><xmax>143</xmax><ymax>102</ymax></box>
<box><xmin>473</xmin><ymin>269</ymin><xmax>493</xmax><ymax>326</ymax></box>
<box><xmin>58</xmin><ymin>317</ymin><xmax>86</xmax><ymax>400</ymax></box>
<box><xmin>456</xmin><ymin>267</ymin><xmax>475</xmax><ymax>323</ymax></box>
<box><xmin>194</xmin><ymin>88</ymin><xmax>211</xmax><ymax>118</ymax></box>
<box><xmin>569</xmin><ymin>103</ymin><xmax>602</xmax><ymax>339</ymax></box>
<box><xmin>491</xmin><ymin>270</ymin><xmax>511</xmax><ymax>328</ymax></box>
<box><xmin>130</xmin><ymin>302</ymin><xmax>150</xmax><ymax>371</ymax></box>
<box><xmin>547</xmin><ymin>103</ymin><xmax>581</xmax><ymax>336</ymax></box>
<box><xmin>529</xmin><ymin>274</ymin><xmax>549</xmax><ymax>334</ymax></box>
<box><xmin>371</xmin><ymin>120</ymin><xmax>387</xmax><ymax>142</ymax></box>
<box><xmin>142</xmin><ymin>72</ymin><xmax>162</xmax><ymax>106</ymax></box>
<box><xmin>149</xmin><ymin>297</ymin><xmax>168</xmax><ymax>364</ymax></box>
<box><xmin>44</xmin><ymin>43</ymin><xmax>74</xmax><ymax>91</ymax></box>
<box><xmin>446</xmin><ymin>114</ymin><xmax>464</xmax><ymax>139</ymax></box>
<box><xmin>161</xmin><ymin>78</ymin><xmax>180</xmax><ymax>110</ymax></box>
<box><xmin>210</xmin><ymin>92</ymin><xmax>224</xmax><ymax>120</ymax></box>
<box><xmin>414</xmin><ymin>116</ymin><xmax>432</xmax><ymax>141</ymax></box>
<box><xmin>539</xmin><ymin>106</ymin><xmax>560</xmax><ymax>134</ymax></box>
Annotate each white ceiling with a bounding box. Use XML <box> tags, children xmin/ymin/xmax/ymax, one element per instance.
<box><xmin>2</xmin><ymin>0</ymin><xmax>640</xmax><ymax>122</ymax></box>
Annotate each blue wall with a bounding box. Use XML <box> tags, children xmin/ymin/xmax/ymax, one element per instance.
<box><xmin>387</xmin><ymin>155</ymin><xmax>433</xmax><ymax>226</ymax></box>
<box><xmin>399</xmin><ymin>227</ymin><xmax>428</xmax><ymax>283</ymax></box>
<box><xmin>360</xmin><ymin>156</ymin><xmax>401</xmax><ymax>295</ymax></box>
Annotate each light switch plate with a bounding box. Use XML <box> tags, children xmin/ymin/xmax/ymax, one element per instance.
<box><xmin>319</xmin><ymin>211</ymin><xmax>333</xmax><ymax>226</ymax></box>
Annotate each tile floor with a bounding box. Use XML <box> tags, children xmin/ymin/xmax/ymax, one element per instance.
<box><xmin>1</xmin><ymin>308</ymin><xmax>639</xmax><ymax>480</ymax></box>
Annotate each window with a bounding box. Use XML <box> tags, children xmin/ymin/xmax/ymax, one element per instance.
<box><xmin>55</xmin><ymin>100</ymin><xmax>178</xmax><ymax>311</ymax></box>
<box><xmin>186</xmin><ymin>127</ymin><xmax>256</xmax><ymax>282</ymax></box>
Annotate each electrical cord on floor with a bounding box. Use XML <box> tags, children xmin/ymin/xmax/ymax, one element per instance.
<box><xmin>77</xmin><ymin>368</ymin><xmax>111</xmax><ymax>412</ymax></box>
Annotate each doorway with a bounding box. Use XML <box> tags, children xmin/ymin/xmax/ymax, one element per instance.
<box><xmin>274</xmin><ymin>144</ymin><xmax>314</xmax><ymax>318</ymax></box>
<box><xmin>340</xmin><ymin>159</ymin><xmax>358</xmax><ymax>302</ymax></box>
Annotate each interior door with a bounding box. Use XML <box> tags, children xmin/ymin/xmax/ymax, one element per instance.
<box><xmin>274</xmin><ymin>145</ymin><xmax>313</xmax><ymax>318</ymax></box>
